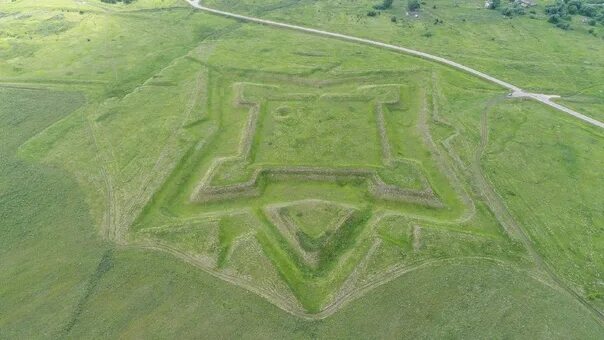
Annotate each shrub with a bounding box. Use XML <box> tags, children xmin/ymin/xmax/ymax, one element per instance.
<box><xmin>408</xmin><ymin>0</ymin><xmax>421</xmax><ymax>11</ymax></box>
<box><xmin>567</xmin><ymin>4</ymin><xmax>579</xmax><ymax>15</ymax></box>
<box><xmin>579</xmin><ymin>5</ymin><xmax>598</xmax><ymax>17</ymax></box>
<box><xmin>548</xmin><ymin>14</ymin><xmax>561</xmax><ymax>23</ymax></box>
<box><xmin>373</xmin><ymin>0</ymin><xmax>394</xmax><ymax>10</ymax></box>
<box><xmin>556</xmin><ymin>21</ymin><xmax>571</xmax><ymax>30</ymax></box>
<box><xmin>367</xmin><ymin>10</ymin><xmax>378</xmax><ymax>17</ymax></box>
<box><xmin>501</xmin><ymin>4</ymin><xmax>525</xmax><ymax>17</ymax></box>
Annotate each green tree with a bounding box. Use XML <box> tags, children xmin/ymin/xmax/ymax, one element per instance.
<box><xmin>408</xmin><ymin>0</ymin><xmax>420</xmax><ymax>11</ymax></box>
<box><xmin>489</xmin><ymin>0</ymin><xmax>501</xmax><ymax>10</ymax></box>
<box><xmin>373</xmin><ymin>0</ymin><xmax>394</xmax><ymax>10</ymax></box>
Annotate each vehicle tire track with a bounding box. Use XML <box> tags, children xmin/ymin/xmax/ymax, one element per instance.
<box><xmin>59</xmin><ymin>249</ymin><xmax>114</xmax><ymax>337</ymax></box>
<box><xmin>473</xmin><ymin>98</ymin><xmax>604</xmax><ymax>325</ymax></box>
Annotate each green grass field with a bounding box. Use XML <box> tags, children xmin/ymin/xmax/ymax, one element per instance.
<box><xmin>1</xmin><ymin>0</ymin><xmax>603</xmax><ymax>337</ymax></box>
<box><xmin>204</xmin><ymin>0</ymin><xmax>604</xmax><ymax>121</ymax></box>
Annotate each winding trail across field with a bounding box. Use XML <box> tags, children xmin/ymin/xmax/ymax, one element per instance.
<box><xmin>185</xmin><ymin>0</ymin><xmax>604</xmax><ymax>129</ymax></box>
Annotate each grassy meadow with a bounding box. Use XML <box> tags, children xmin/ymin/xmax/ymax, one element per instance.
<box><xmin>1</xmin><ymin>0</ymin><xmax>603</xmax><ymax>337</ymax></box>
<box><xmin>205</xmin><ymin>0</ymin><xmax>604</xmax><ymax>119</ymax></box>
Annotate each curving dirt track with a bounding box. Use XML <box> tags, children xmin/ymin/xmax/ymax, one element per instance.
<box><xmin>184</xmin><ymin>0</ymin><xmax>604</xmax><ymax>130</ymax></box>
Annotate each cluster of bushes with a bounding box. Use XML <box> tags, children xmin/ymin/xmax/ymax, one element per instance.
<box><xmin>488</xmin><ymin>0</ymin><xmax>604</xmax><ymax>31</ymax></box>
<box><xmin>488</xmin><ymin>0</ymin><xmax>526</xmax><ymax>17</ymax></box>
<box><xmin>367</xmin><ymin>0</ymin><xmax>394</xmax><ymax>16</ymax></box>
<box><xmin>367</xmin><ymin>0</ymin><xmax>421</xmax><ymax>17</ymax></box>
<box><xmin>501</xmin><ymin>3</ymin><xmax>526</xmax><ymax>17</ymax></box>
<box><xmin>545</xmin><ymin>0</ymin><xmax>604</xmax><ymax>29</ymax></box>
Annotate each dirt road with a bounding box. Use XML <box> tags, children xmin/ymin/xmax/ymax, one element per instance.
<box><xmin>185</xmin><ymin>0</ymin><xmax>604</xmax><ymax>129</ymax></box>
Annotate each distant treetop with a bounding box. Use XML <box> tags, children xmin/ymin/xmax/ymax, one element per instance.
<box><xmin>373</xmin><ymin>0</ymin><xmax>394</xmax><ymax>10</ymax></box>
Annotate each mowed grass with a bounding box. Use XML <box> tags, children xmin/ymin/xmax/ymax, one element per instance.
<box><xmin>62</xmin><ymin>19</ymin><xmax>594</xmax><ymax>315</ymax></box>
<box><xmin>0</xmin><ymin>1</ymin><xmax>232</xmax><ymax>99</ymax></box>
<box><xmin>2</xmin><ymin>0</ymin><xmax>604</xmax><ymax>336</ymax></box>
<box><xmin>133</xmin><ymin>27</ymin><xmax>478</xmax><ymax>227</ymax></box>
<box><xmin>119</xmin><ymin>25</ymin><xmax>534</xmax><ymax>313</ymax></box>
<box><xmin>60</xmin><ymin>253</ymin><xmax>604</xmax><ymax>338</ymax></box>
<box><xmin>483</xmin><ymin>99</ymin><xmax>604</xmax><ymax>311</ymax></box>
<box><xmin>0</xmin><ymin>88</ymin><xmax>109</xmax><ymax>338</ymax></box>
<box><xmin>3</xmin><ymin>88</ymin><xmax>599</xmax><ymax>338</ymax></box>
